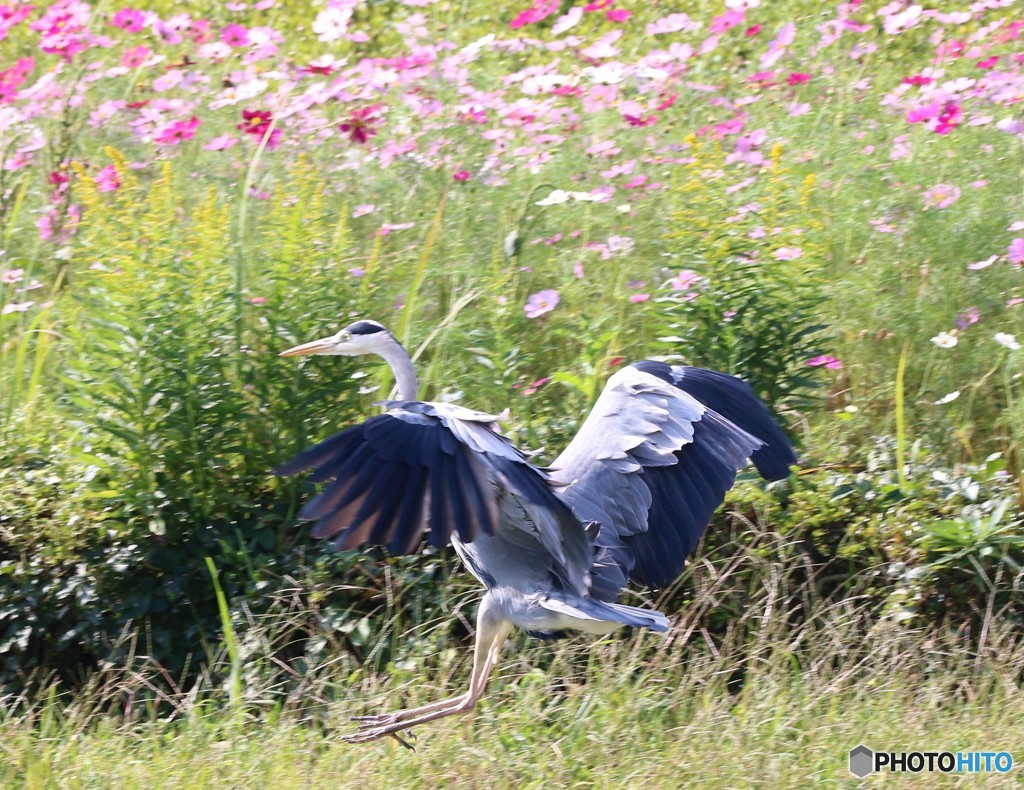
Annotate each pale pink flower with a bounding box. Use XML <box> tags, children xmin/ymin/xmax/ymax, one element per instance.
<box><xmin>203</xmin><ymin>135</ymin><xmax>238</xmax><ymax>151</ymax></box>
<box><xmin>956</xmin><ymin>306</ymin><xmax>980</xmax><ymax>329</ymax></box>
<box><xmin>525</xmin><ymin>289</ymin><xmax>559</xmax><ymax>318</ymax></box>
<box><xmin>922</xmin><ymin>183</ymin><xmax>960</xmax><ymax>209</ymax></box>
<box><xmin>1009</xmin><ymin>238</ymin><xmax>1024</xmax><ymax>267</ymax></box>
<box><xmin>670</xmin><ymin>270</ymin><xmax>701</xmax><ymax>290</ymax></box>
<box><xmin>312</xmin><ymin>7</ymin><xmax>352</xmax><ymax>42</ymax></box>
<box><xmin>968</xmin><ymin>255</ymin><xmax>998</xmax><ymax>270</ymax></box>
<box><xmin>551</xmin><ymin>6</ymin><xmax>582</xmax><ymax>34</ymax></box>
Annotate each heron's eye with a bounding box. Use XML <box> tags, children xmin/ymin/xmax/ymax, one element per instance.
<box><xmin>340</xmin><ymin>331</ymin><xmax>352</xmax><ymax>342</ymax></box>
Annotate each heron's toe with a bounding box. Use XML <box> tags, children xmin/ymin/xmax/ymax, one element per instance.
<box><xmin>343</xmin><ymin>725</ymin><xmax>416</xmax><ymax>749</ymax></box>
<box><xmin>350</xmin><ymin>712</ymin><xmax>404</xmax><ymax>728</ymax></box>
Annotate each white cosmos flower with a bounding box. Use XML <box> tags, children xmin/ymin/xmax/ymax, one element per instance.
<box><xmin>931</xmin><ymin>331</ymin><xmax>958</xmax><ymax>348</ymax></box>
<box><xmin>933</xmin><ymin>391</ymin><xmax>960</xmax><ymax>405</ymax></box>
<box><xmin>536</xmin><ymin>189</ymin><xmax>570</xmax><ymax>206</ymax></box>
<box><xmin>536</xmin><ymin>190</ymin><xmax>599</xmax><ymax>206</ymax></box>
<box><xmin>995</xmin><ymin>332</ymin><xmax>1022</xmax><ymax>350</ymax></box>
<box><xmin>584</xmin><ymin>64</ymin><xmax>626</xmax><ymax>85</ymax></box>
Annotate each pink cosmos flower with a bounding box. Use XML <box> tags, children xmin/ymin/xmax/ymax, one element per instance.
<box><xmin>906</xmin><ymin>103</ymin><xmax>941</xmax><ymax>124</ymax></box>
<box><xmin>111</xmin><ymin>8</ymin><xmax>145</xmax><ymax>32</ymax></box>
<box><xmin>606</xmin><ymin>8</ymin><xmax>631</xmax><ymax>23</ymax></box>
<box><xmin>36</xmin><ymin>205</ymin><xmax>80</xmax><ymax>242</ymax></box>
<box><xmin>154</xmin><ymin>117</ymin><xmax>200</xmax><ymax>146</ymax></box>
<box><xmin>1009</xmin><ymin>238</ymin><xmax>1024</xmax><ymax>267</ymax></box>
<box><xmin>956</xmin><ymin>307</ymin><xmax>980</xmax><ymax>330</ymax></box>
<box><xmin>510</xmin><ymin>0</ymin><xmax>558</xmax><ymax>29</ymax></box>
<box><xmin>629</xmin><ymin>293</ymin><xmax>649</xmax><ymax>303</ymax></box>
<box><xmin>0</xmin><ymin>58</ymin><xmax>34</xmax><ymax>104</ymax></box>
<box><xmin>646</xmin><ymin>13</ymin><xmax>699</xmax><ymax>35</ymax></box>
<box><xmin>32</xmin><ymin>0</ymin><xmax>93</xmax><ymax>61</ymax></box>
<box><xmin>1</xmin><ymin>302</ymin><xmax>33</xmax><ymax>314</ymax></box>
<box><xmin>521</xmin><ymin>377</ymin><xmax>550</xmax><ymax>396</ymax></box>
<box><xmin>806</xmin><ymin>355</ymin><xmax>843</xmax><ymax>370</ymax></box>
<box><xmin>95</xmin><ymin>165</ymin><xmax>120</xmax><ymax>192</ymax></box>
<box><xmin>1</xmin><ymin>268</ymin><xmax>24</xmax><ymax>285</ymax></box>
<box><xmin>352</xmin><ymin>204</ymin><xmax>376</xmax><ymax>218</ymax></box>
<box><xmin>120</xmin><ymin>45</ymin><xmax>150</xmax><ymax>68</ymax></box>
<box><xmin>710</xmin><ymin>9</ymin><xmax>744</xmax><ymax>34</ymax></box>
<box><xmin>204</xmin><ymin>135</ymin><xmax>238</xmax><ymax>151</ymax></box>
<box><xmin>773</xmin><ymin>247</ymin><xmax>803</xmax><ymax>260</ymax></box>
<box><xmin>221</xmin><ymin>23</ymin><xmax>250</xmax><ymax>47</ymax></box>
<box><xmin>670</xmin><ymin>270</ymin><xmax>701</xmax><ymax>291</ymax></box>
<box><xmin>453</xmin><ymin>170</ymin><xmax>471</xmax><ymax>182</ymax></box>
<box><xmin>524</xmin><ymin>289</ymin><xmax>559</xmax><ymax>318</ymax></box>
<box><xmin>922</xmin><ymin>184</ymin><xmax>960</xmax><ymax>210</ymax></box>
<box><xmin>968</xmin><ymin>255</ymin><xmax>998</xmax><ymax>270</ymax></box>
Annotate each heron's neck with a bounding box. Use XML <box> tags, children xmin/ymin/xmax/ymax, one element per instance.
<box><xmin>378</xmin><ymin>339</ymin><xmax>419</xmax><ymax>401</ymax></box>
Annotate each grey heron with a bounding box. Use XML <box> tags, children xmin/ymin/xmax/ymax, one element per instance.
<box><xmin>277</xmin><ymin>319</ymin><xmax>795</xmax><ymax>745</ymax></box>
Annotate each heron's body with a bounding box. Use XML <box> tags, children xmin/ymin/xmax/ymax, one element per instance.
<box><xmin>277</xmin><ymin>320</ymin><xmax>795</xmax><ymax>745</ymax></box>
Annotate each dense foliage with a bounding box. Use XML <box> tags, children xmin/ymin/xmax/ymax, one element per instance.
<box><xmin>0</xmin><ymin>0</ymin><xmax>1022</xmax><ymax>709</ymax></box>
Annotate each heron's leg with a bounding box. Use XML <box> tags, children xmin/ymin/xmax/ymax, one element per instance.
<box><xmin>345</xmin><ymin>600</ymin><xmax>512</xmax><ymax>743</ymax></box>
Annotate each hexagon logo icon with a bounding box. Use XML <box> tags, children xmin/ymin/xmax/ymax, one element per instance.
<box><xmin>849</xmin><ymin>745</ymin><xmax>874</xmax><ymax>778</ymax></box>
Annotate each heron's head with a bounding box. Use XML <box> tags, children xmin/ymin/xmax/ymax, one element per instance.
<box><xmin>279</xmin><ymin>320</ymin><xmax>396</xmax><ymax>358</ymax></box>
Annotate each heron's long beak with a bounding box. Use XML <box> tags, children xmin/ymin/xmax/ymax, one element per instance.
<box><xmin>279</xmin><ymin>336</ymin><xmax>336</xmax><ymax>357</ymax></box>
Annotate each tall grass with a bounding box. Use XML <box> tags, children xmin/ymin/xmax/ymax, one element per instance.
<box><xmin>3</xmin><ymin>545</ymin><xmax>1023</xmax><ymax>787</ymax></box>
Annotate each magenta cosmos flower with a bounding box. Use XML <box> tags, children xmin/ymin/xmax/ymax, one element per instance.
<box><xmin>221</xmin><ymin>23</ymin><xmax>250</xmax><ymax>47</ymax></box>
<box><xmin>524</xmin><ymin>289</ymin><xmax>559</xmax><ymax>318</ymax></box>
<box><xmin>154</xmin><ymin>117</ymin><xmax>199</xmax><ymax>146</ymax></box>
<box><xmin>339</xmin><ymin>106</ymin><xmax>383</xmax><ymax>145</ymax></box>
<box><xmin>806</xmin><ymin>355</ymin><xmax>843</xmax><ymax>370</ymax></box>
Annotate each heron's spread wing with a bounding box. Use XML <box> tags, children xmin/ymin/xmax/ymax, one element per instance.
<box><xmin>552</xmin><ymin>361</ymin><xmax>795</xmax><ymax>599</ymax></box>
<box><xmin>276</xmin><ymin>400</ymin><xmax>591</xmax><ymax>590</ymax></box>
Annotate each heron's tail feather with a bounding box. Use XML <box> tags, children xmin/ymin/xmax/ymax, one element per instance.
<box><xmin>540</xmin><ymin>597</ymin><xmax>669</xmax><ymax>632</ymax></box>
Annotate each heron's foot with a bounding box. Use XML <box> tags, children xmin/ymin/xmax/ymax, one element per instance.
<box><xmin>343</xmin><ymin>722</ymin><xmax>417</xmax><ymax>748</ymax></box>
